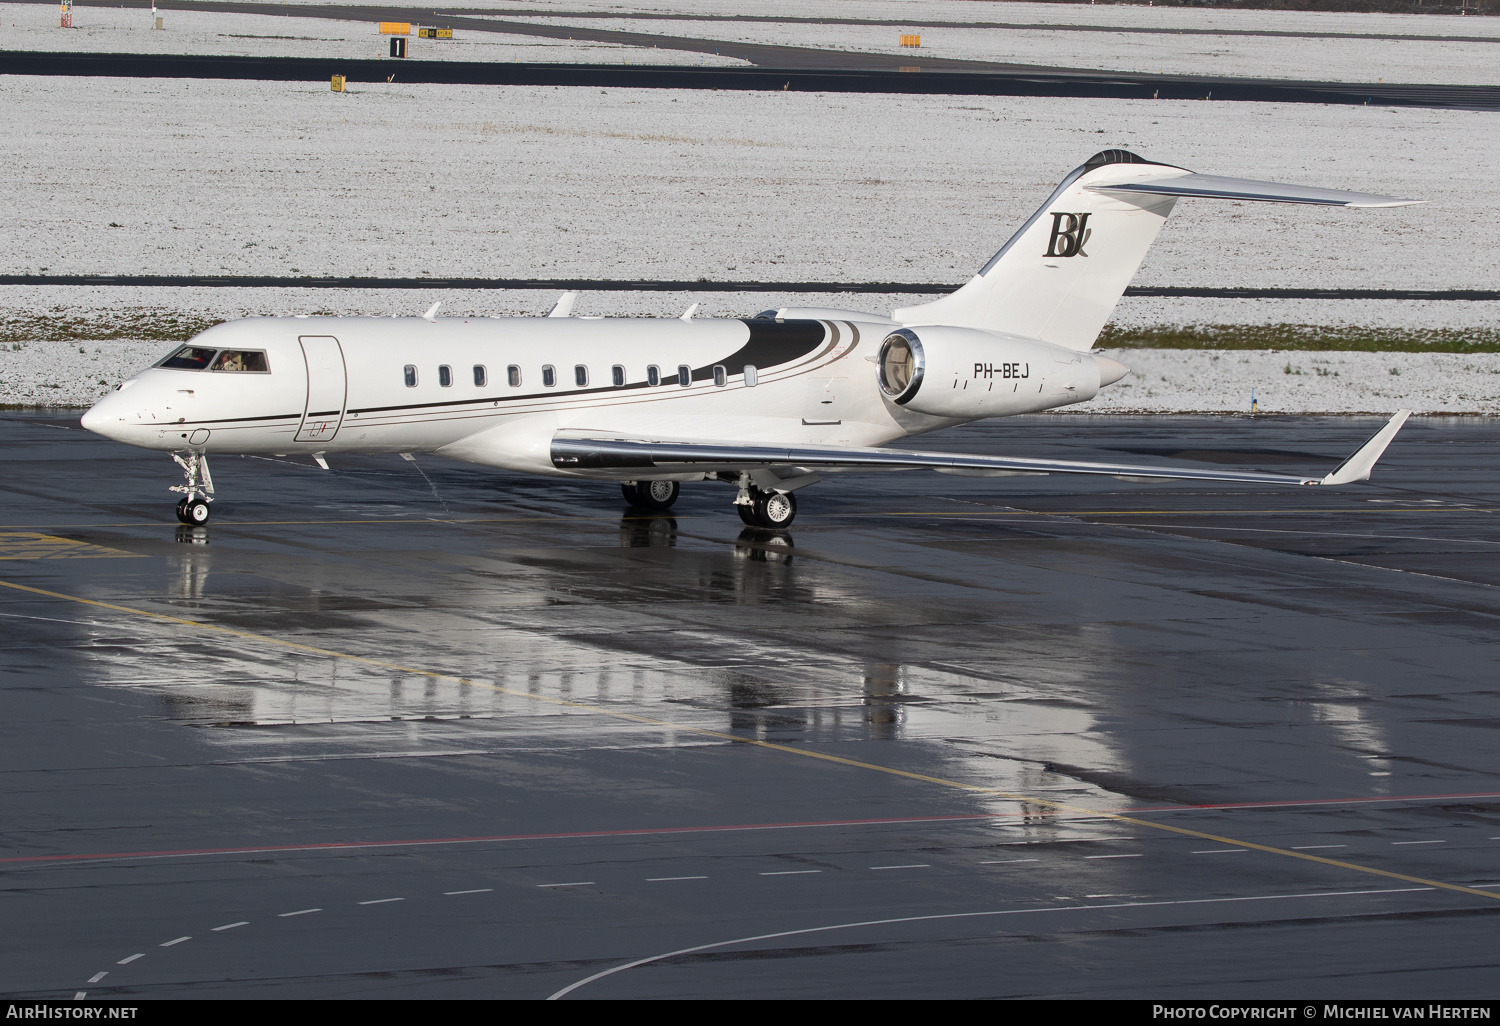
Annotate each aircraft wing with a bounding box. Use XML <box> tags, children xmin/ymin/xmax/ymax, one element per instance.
<box><xmin>552</xmin><ymin>411</ymin><xmax>1411</xmax><ymax>488</ymax></box>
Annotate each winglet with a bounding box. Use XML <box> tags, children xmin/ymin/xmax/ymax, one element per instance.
<box><xmin>1320</xmin><ymin>410</ymin><xmax>1411</xmax><ymax>485</ymax></box>
<box><xmin>547</xmin><ymin>292</ymin><xmax>578</xmax><ymax>318</ymax></box>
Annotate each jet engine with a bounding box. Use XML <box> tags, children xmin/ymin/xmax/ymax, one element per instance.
<box><xmin>876</xmin><ymin>326</ymin><xmax>1127</xmax><ymax>419</ymax></box>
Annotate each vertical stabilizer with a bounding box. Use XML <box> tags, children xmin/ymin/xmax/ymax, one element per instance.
<box><xmin>893</xmin><ymin>151</ymin><xmax>1189</xmax><ymax>351</ymax></box>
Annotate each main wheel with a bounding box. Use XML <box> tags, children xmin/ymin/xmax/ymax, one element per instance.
<box><xmin>622</xmin><ymin>480</ymin><xmax>679</xmax><ymax>510</ymax></box>
<box><xmin>736</xmin><ymin>502</ymin><xmax>758</xmax><ymax>526</ymax></box>
<box><xmin>751</xmin><ymin>489</ymin><xmax>796</xmax><ymax>529</ymax></box>
<box><xmin>176</xmin><ymin>496</ymin><xmax>212</xmax><ymax>525</ymax></box>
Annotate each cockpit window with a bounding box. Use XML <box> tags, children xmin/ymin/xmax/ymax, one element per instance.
<box><xmin>211</xmin><ymin>350</ymin><xmax>269</xmax><ymax>373</ymax></box>
<box><xmin>158</xmin><ymin>345</ymin><xmax>218</xmax><ymax>370</ymax></box>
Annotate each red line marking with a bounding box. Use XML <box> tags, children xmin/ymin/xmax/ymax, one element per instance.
<box><xmin>6</xmin><ymin>791</ymin><xmax>1498</xmax><ymax>867</ymax></box>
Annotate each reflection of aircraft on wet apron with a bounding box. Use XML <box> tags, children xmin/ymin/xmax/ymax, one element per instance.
<box><xmin>82</xmin><ymin>151</ymin><xmax>1417</xmax><ymax>527</ymax></box>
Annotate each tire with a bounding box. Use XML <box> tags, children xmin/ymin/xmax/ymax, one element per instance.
<box><xmin>752</xmin><ymin>489</ymin><xmax>796</xmax><ymax>528</ymax></box>
<box><xmin>178</xmin><ymin>497</ymin><xmax>212</xmax><ymax>525</ymax></box>
<box><xmin>624</xmin><ymin>480</ymin><xmax>679</xmax><ymax>510</ymax></box>
<box><xmin>736</xmin><ymin>502</ymin><xmax>758</xmax><ymax>526</ymax></box>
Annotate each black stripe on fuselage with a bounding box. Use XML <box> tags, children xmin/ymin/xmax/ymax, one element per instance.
<box><xmin>175</xmin><ymin>412</ymin><xmax>303</xmax><ymax>426</ymax></box>
<box><xmin>346</xmin><ymin>319</ymin><xmax>831</xmax><ymax>417</ymax></box>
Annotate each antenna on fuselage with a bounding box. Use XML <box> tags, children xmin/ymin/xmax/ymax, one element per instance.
<box><xmin>547</xmin><ymin>292</ymin><xmax>578</xmax><ymax>318</ymax></box>
<box><xmin>679</xmin><ymin>302</ymin><xmax>699</xmax><ymax>321</ymax></box>
<box><xmin>423</xmin><ymin>302</ymin><xmax>441</xmax><ymax>322</ymax></box>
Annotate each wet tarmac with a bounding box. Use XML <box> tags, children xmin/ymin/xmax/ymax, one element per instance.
<box><xmin>2</xmin><ymin>410</ymin><xmax>1499</xmax><ymax>999</ymax></box>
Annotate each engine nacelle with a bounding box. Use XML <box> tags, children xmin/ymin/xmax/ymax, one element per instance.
<box><xmin>876</xmin><ymin>325</ymin><xmax>1120</xmax><ymax>419</ymax></box>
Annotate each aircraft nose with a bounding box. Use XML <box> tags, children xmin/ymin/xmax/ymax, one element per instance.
<box><xmin>81</xmin><ymin>392</ymin><xmax>126</xmax><ymax>440</ymax></box>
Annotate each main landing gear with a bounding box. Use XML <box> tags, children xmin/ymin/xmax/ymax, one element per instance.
<box><xmin>736</xmin><ymin>487</ymin><xmax>797</xmax><ymax>529</ymax></box>
<box><xmin>171</xmin><ymin>451</ymin><xmax>214</xmax><ymax>525</ymax></box>
<box><xmin>622</xmin><ymin>479</ymin><xmax>680</xmax><ymax>511</ymax></box>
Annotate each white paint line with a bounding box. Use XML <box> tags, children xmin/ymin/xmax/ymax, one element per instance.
<box><xmin>1086</xmin><ymin>894</ymin><xmax>1129</xmax><ymax>898</ymax></box>
<box><xmin>74</xmin><ymin>993</ymin><xmax>86</xmax><ymax>1001</ymax></box>
<box><xmin>278</xmin><ymin>908</ymin><xmax>321</xmax><ymax>917</ymax></box>
<box><xmin>358</xmin><ymin>897</ymin><xmax>405</xmax><ymax>905</ymax></box>
<box><xmin>760</xmin><ymin>870</ymin><xmax>821</xmax><ymax>876</ymax></box>
<box><xmin>537</xmin><ymin>882</ymin><xmax>595</xmax><ymax>888</ymax></box>
<box><xmin>1392</xmin><ymin>840</ymin><xmax>1446</xmax><ymax>845</ymax></box>
<box><xmin>444</xmin><ymin>888</ymin><xmax>493</xmax><ymax>895</ymax></box>
<box><xmin>548</xmin><ymin>885</ymin><xmax>1435</xmax><ymax>1000</ymax></box>
<box><xmin>117</xmin><ymin>954</ymin><xmax>143</xmax><ymax>965</ymax></box>
<box><xmin>160</xmin><ymin>936</ymin><xmax>190</xmax><ymax>947</ymax></box>
<box><xmin>996</xmin><ymin>837</ymin><xmax>1113</xmax><ymax>846</ymax></box>
<box><xmin>1192</xmin><ymin>849</ymin><xmax>1248</xmax><ymax>854</ymax></box>
<box><xmin>87</xmin><ymin>973</ymin><xmax>107</xmax><ymax>984</ymax></box>
<box><xmin>1292</xmin><ymin>845</ymin><xmax>1348</xmax><ymax>850</ymax></box>
<box><xmin>979</xmin><ymin>859</ymin><xmax>1040</xmax><ymax>864</ymax></box>
<box><xmin>646</xmin><ymin>876</ymin><xmax>708</xmax><ymax>882</ymax></box>
<box><xmin>211</xmin><ymin>922</ymin><xmax>248</xmax><ymax>931</ymax></box>
<box><xmin>1084</xmin><ymin>854</ymin><xmax>1142</xmax><ymax>859</ymax></box>
<box><xmin>870</xmin><ymin>864</ymin><xmax>930</xmax><ymax>870</ymax></box>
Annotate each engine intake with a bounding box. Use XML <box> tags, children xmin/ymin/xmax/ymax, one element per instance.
<box><xmin>876</xmin><ymin>325</ymin><xmax>1118</xmax><ymax>419</ymax></box>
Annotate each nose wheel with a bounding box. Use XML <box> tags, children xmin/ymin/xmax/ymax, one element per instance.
<box><xmin>170</xmin><ymin>451</ymin><xmax>215</xmax><ymax>524</ymax></box>
<box><xmin>176</xmin><ymin>496</ymin><xmax>212</xmax><ymax>525</ymax></box>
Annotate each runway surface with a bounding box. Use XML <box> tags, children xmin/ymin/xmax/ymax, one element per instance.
<box><xmin>2</xmin><ymin>410</ymin><xmax>1499</xmax><ymax>999</ymax></box>
<box><xmin>2</xmin><ymin>276</ymin><xmax>1497</xmax><ymax>301</ymax></box>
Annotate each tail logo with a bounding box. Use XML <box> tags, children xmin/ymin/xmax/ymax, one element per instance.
<box><xmin>1044</xmin><ymin>212</ymin><xmax>1092</xmax><ymax>258</ymax></box>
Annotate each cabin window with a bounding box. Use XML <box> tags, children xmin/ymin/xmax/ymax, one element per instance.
<box><xmin>507</xmin><ymin>364</ymin><xmax>521</xmax><ymax>387</ymax></box>
<box><xmin>473</xmin><ymin>365</ymin><xmax>487</xmax><ymax>387</ymax></box>
<box><xmin>438</xmin><ymin>365</ymin><xmax>453</xmax><ymax>388</ymax></box>
<box><xmin>403</xmin><ymin>364</ymin><xmax>418</xmax><ymax>387</ymax></box>
<box><xmin>611</xmin><ymin>364</ymin><xmax>625</xmax><ymax>387</ymax></box>
<box><xmin>744</xmin><ymin>364</ymin><xmax>758</xmax><ymax>387</ymax></box>
<box><xmin>574</xmin><ymin>364</ymin><xmax>589</xmax><ymax>388</ymax></box>
<box><xmin>677</xmin><ymin>364</ymin><xmax>691</xmax><ymax>387</ymax></box>
<box><xmin>712</xmin><ymin>365</ymin><xmax>727</xmax><ymax>387</ymax></box>
<box><xmin>542</xmin><ymin>365</ymin><xmax>556</xmax><ymax>387</ymax></box>
<box><xmin>158</xmin><ymin>345</ymin><xmax>217</xmax><ymax>371</ymax></box>
<box><xmin>211</xmin><ymin>350</ymin><xmax>269</xmax><ymax>373</ymax></box>
<box><xmin>647</xmin><ymin>365</ymin><xmax>661</xmax><ymax>387</ymax></box>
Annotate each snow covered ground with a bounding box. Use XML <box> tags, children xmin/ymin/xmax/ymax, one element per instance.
<box><xmin>0</xmin><ymin>3</ymin><xmax>749</xmax><ymax>64</ymax></box>
<box><xmin>3</xmin><ymin>77</ymin><xmax>1491</xmax><ymax>292</ymax></box>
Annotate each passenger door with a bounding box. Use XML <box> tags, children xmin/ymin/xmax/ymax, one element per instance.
<box><xmin>295</xmin><ymin>335</ymin><xmax>347</xmax><ymax>442</ymax></box>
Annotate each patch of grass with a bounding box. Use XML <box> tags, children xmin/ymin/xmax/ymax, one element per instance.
<box><xmin>1098</xmin><ymin>324</ymin><xmax>1500</xmax><ymax>353</ymax></box>
<box><xmin>0</xmin><ymin>310</ymin><xmax>227</xmax><ymax>345</ymax></box>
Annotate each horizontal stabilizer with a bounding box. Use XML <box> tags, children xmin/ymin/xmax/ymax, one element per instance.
<box><xmin>552</xmin><ymin>411</ymin><xmax>1412</xmax><ymax>489</ymax></box>
<box><xmin>1089</xmin><ymin>174</ymin><xmax>1420</xmax><ymax>208</ymax></box>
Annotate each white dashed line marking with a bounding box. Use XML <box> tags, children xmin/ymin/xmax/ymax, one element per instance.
<box><xmin>444</xmin><ymin>888</ymin><xmax>493</xmax><ymax>895</ymax></box>
<box><xmin>358</xmin><ymin>898</ymin><xmax>405</xmax><ymax>905</ymax></box>
<box><xmin>870</xmin><ymin>864</ymin><xmax>930</xmax><ymax>870</ymax></box>
<box><xmin>996</xmin><ymin>837</ymin><xmax>1113</xmax><ymax>846</ymax></box>
<box><xmin>160</xmin><ymin>936</ymin><xmax>190</xmax><ymax>947</ymax></box>
<box><xmin>74</xmin><ymin>993</ymin><xmax>86</xmax><ymax>1000</ymax></box>
<box><xmin>117</xmin><ymin>954</ymin><xmax>143</xmax><ymax>965</ymax></box>
<box><xmin>87</xmin><ymin>973</ymin><xmax>107</xmax><ymax>984</ymax></box>
<box><xmin>646</xmin><ymin>876</ymin><xmax>708</xmax><ymax>882</ymax></box>
<box><xmin>1192</xmin><ymin>849</ymin><xmax>1248</xmax><ymax>854</ymax></box>
<box><xmin>1085</xmin><ymin>854</ymin><xmax>1142</xmax><ymax>859</ymax></box>
<box><xmin>760</xmin><ymin>870</ymin><xmax>821</xmax><ymax>876</ymax></box>
<box><xmin>1292</xmin><ymin>845</ymin><xmax>1348</xmax><ymax>850</ymax></box>
<box><xmin>1392</xmin><ymin>840</ymin><xmax>1446</xmax><ymax>845</ymax></box>
<box><xmin>979</xmin><ymin>859</ymin><xmax>1040</xmax><ymax>864</ymax></box>
<box><xmin>212</xmin><ymin>922</ymin><xmax>248</xmax><ymax>931</ymax></box>
<box><xmin>278</xmin><ymin>908</ymin><xmax>321</xmax><ymax>917</ymax></box>
<box><xmin>537</xmin><ymin>882</ymin><xmax>595</xmax><ymax>888</ymax></box>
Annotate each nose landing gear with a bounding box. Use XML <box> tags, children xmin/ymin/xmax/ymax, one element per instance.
<box><xmin>171</xmin><ymin>451</ymin><xmax>214</xmax><ymax>525</ymax></box>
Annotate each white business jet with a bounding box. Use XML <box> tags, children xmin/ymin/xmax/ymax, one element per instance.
<box><xmin>82</xmin><ymin>150</ymin><xmax>1417</xmax><ymax>527</ymax></box>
